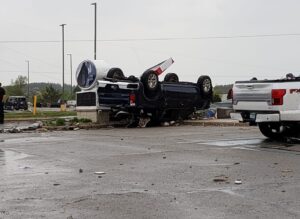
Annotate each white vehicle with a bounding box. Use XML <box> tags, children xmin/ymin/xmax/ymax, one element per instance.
<box><xmin>230</xmin><ymin>75</ymin><xmax>300</xmax><ymax>139</ymax></box>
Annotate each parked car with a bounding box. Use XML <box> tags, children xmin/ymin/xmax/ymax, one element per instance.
<box><xmin>231</xmin><ymin>74</ymin><xmax>300</xmax><ymax>139</ymax></box>
<box><xmin>76</xmin><ymin>58</ymin><xmax>213</xmax><ymax>125</ymax></box>
<box><xmin>4</xmin><ymin>96</ymin><xmax>28</xmax><ymax>110</ymax></box>
<box><xmin>66</xmin><ymin>100</ymin><xmax>76</xmax><ymax>107</ymax></box>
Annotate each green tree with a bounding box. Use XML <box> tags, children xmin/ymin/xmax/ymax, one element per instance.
<box><xmin>6</xmin><ymin>75</ymin><xmax>28</xmax><ymax>96</ymax></box>
<box><xmin>213</xmin><ymin>92</ymin><xmax>222</xmax><ymax>103</ymax></box>
<box><xmin>40</xmin><ymin>84</ymin><xmax>61</xmax><ymax>105</ymax></box>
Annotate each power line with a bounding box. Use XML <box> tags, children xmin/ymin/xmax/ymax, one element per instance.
<box><xmin>0</xmin><ymin>33</ymin><xmax>300</xmax><ymax>44</ymax></box>
<box><xmin>0</xmin><ymin>70</ymin><xmax>60</xmax><ymax>74</ymax></box>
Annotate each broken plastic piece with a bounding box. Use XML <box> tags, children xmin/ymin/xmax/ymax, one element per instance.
<box><xmin>94</xmin><ymin>171</ymin><xmax>105</xmax><ymax>175</ymax></box>
<box><xmin>234</xmin><ymin>180</ymin><xmax>242</xmax><ymax>184</ymax></box>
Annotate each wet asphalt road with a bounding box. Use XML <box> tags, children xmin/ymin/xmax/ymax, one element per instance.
<box><xmin>0</xmin><ymin>125</ymin><xmax>300</xmax><ymax>219</ymax></box>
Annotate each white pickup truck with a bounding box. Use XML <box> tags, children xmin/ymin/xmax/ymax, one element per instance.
<box><xmin>230</xmin><ymin>75</ymin><xmax>300</xmax><ymax>140</ymax></box>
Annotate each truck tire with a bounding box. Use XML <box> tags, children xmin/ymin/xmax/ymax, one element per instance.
<box><xmin>141</xmin><ymin>70</ymin><xmax>160</xmax><ymax>99</ymax></box>
<box><xmin>164</xmin><ymin>73</ymin><xmax>179</xmax><ymax>82</ymax></box>
<box><xmin>107</xmin><ymin>68</ymin><xmax>125</xmax><ymax>80</ymax></box>
<box><xmin>258</xmin><ymin>123</ymin><xmax>284</xmax><ymax>140</ymax></box>
<box><xmin>197</xmin><ymin>75</ymin><xmax>212</xmax><ymax>98</ymax></box>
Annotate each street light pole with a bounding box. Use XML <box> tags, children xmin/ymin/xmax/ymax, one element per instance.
<box><xmin>25</xmin><ymin>60</ymin><xmax>30</xmax><ymax>98</ymax></box>
<box><xmin>91</xmin><ymin>2</ymin><xmax>97</xmax><ymax>60</ymax></box>
<box><xmin>67</xmin><ymin>54</ymin><xmax>73</xmax><ymax>95</ymax></box>
<box><xmin>60</xmin><ymin>24</ymin><xmax>66</xmax><ymax>99</ymax></box>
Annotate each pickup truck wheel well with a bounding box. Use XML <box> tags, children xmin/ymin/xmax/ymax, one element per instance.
<box><xmin>164</xmin><ymin>73</ymin><xmax>179</xmax><ymax>82</ymax></box>
<box><xmin>107</xmin><ymin>68</ymin><xmax>125</xmax><ymax>80</ymax></box>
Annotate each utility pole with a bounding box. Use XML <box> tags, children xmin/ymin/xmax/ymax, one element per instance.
<box><xmin>60</xmin><ymin>24</ymin><xmax>66</xmax><ymax>100</ymax></box>
<box><xmin>91</xmin><ymin>2</ymin><xmax>97</xmax><ymax>60</ymax></box>
<box><xmin>67</xmin><ymin>54</ymin><xmax>73</xmax><ymax>95</ymax></box>
<box><xmin>25</xmin><ymin>60</ymin><xmax>30</xmax><ymax>98</ymax></box>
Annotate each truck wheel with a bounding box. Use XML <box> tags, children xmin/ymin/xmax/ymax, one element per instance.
<box><xmin>164</xmin><ymin>73</ymin><xmax>179</xmax><ymax>82</ymax></box>
<box><xmin>141</xmin><ymin>70</ymin><xmax>160</xmax><ymax>99</ymax></box>
<box><xmin>107</xmin><ymin>68</ymin><xmax>125</xmax><ymax>80</ymax></box>
<box><xmin>258</xmin><ymin>123</ymin><xmax>284</xmax><ymax>140</ymax></box>
<box><xmin>197</xmin><ymin>75</ymin><xmax>212</xmax><ymax>98</ymax></box>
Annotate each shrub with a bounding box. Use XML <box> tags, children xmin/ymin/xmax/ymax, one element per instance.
<box><xmin>56</xmin><ymin>118</ymin><xmax>65</xmax><ymax>126</ymax></box>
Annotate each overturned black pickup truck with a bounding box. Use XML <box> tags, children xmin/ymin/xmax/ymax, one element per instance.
<box><xmin>76</xmin><ymin>58</ymin><xmax>212</xmax><ymax>125</ymax></box>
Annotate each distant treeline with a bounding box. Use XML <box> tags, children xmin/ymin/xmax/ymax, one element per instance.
<box><xmin>213</xmin><ymin>84</ymin><xmax>233</xmax><ymax>94</ymax></box>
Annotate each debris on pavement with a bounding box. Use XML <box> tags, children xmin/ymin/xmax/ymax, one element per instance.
<box><xmin>79</xmin><ymin>168</ymin><xmax>83</xmax><ymax>173</ymax></box>
<box><xmin>281</xmin><ymin>169</ymin><xmax>293</xmax><ymax>173</ymax></box>
<box><xmin>234</xmin><ymin>180</ymin><xmax>242</xmax><ymax>185</ymax></box>
<box><xmin>94</xmin><ymin>171</ymin><xmax>105</xmax><ymax>175</ymax></box>
<box><xmin>213</xmin><ymin>175</ymin><xmax>229</xmax><ymax>183</ymax></box>
<box><xmin>19</xmin><ymin>166</ymin><xmax>31</xmax><ymax>169</ymax></box>
<box><xmin>162</xmin><ymin>122</ymin><xmax>170</xmax><ymax>127</ymax></box>
<box><xmin>138</xmin><ymin>117</ymin><xmax>151</xmax><ymax>128</ymax></box>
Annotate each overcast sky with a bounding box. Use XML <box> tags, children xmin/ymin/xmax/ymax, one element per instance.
<box><xmin>1</xmin><ymin>0</ymin><xmax>300</xmax><ymax>86</ymax></box>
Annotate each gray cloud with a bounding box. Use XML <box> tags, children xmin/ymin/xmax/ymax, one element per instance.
<box><xmin>0</xmin><ymin>0</ymin><xmax>300</xmax><ymax>85</ymax></box>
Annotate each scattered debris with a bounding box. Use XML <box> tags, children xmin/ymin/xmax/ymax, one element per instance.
<box><xmin>45</xmin><ymin>172</ymin><xmax>49</xmax><ymax>174</ymax></box>
<box><xmin>234</xmin><ymin>162</ymin><xmax>240</xmax><ymax>165</ymax></box>
<box><xmin>19</xmin><ymin>166</ymin><xmax>31</xmax><ymax>169</ymax></box>
<box><xmin>281</xmin><ymin>190</ymin><xmax>286</xmax><ymax>193</ymax></box>
<box><xmin>138</xmin><ymin>117</ymin><xmax>151</xmax><ymax>128</ymax></box>
<box><xmin>274</xmin><ymin>163</ymin><xmax>278</xmax><ymax>165</ymax></box>
<box><xmin>8</xmin><ymin>127</ymin><xmax>22</xmax><ymax>133</ymax></box>
<box><xmin>163</xmin><ymin>156</ymin><xmax>166</xmax><ymax>159</ymax></box>
<box><xmin>28</xmin><ymin>121</ymin><xmax>43</xmax><ymax>130</ymax></box>
<box><xmin>170</xmin><ymin>121</ymin><xmax>176</xmax><ymax>126</ymax></box>
<box><xmin>94</xmin><ymin>171</ymin><xmax>105</xmax><ymax>175</ymax></box>
<box><xmin>162</xmin><ymin>122</ymin><xmax>170</xmax><ymax>127</ymax></box>
<box><xmin>79</xmin><ymin>168</ymin><xmax>83</xmax><ymax>173</ymax></box>
<box><xmin>282</xmin><ymin>169</ymin><xmax>293</xmax><ymax>173</ymax></box>
<box><xmin>53</xmin><ymin>183</ymin><xmax>60</xmax><ymax>186</ymax></box>
<box><xmin>234</xmin><ymin>180</ymin><xmax>242</xmax><ymax>185</ymax></box>
<box><xmin>73</xmin><ymin>127</ymin><xmax>80</xmax><ymax>131</ymax></box>
<box><xmin>213</xmin><ymin>175</ymin><xmax>229</xmax><ymax>182</ymax></box>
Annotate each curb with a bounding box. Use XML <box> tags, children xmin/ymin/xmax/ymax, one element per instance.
<box><xmin>42</xmin><ymin>124</ymin><xmax>109</xmax><ymax>131</ymax></box>
<box><xmin>183</xmin><ymin>119</ymin><xmax>248</xmax><ymax>127</ymax></box>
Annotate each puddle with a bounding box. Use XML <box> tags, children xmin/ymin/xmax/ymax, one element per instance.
<box><xmin>198</xmin><ymin>139</ymin><xmax>264</xmax><ymax>147</ymax></box>
<box><xmin>0</xmin><ymin>150</ymin><xmax>30</xmax><ymax>171</ymax></box>
<box><xmin>187</xmin><ymin>187</ymin><xmax>244</xmax><ymax>197</ymax></box>
<box><xmin>3</xmin><ymin>136</ymin><xmax>71</xmax><ymax>145</ymax></box>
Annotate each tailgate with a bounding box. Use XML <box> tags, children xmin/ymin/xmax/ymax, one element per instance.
<box><xmin>233</xmin><ymin>83</ymin><xmax>274</xmax><ymax>111</ymax></box>
<box><xmin>97</xmin><ymin>81</ymin><xmax>140</xmax><ymax>107</ymax></box>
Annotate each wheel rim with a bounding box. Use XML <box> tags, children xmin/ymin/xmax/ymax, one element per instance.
<box><xmin>268</xmin><ymin>124</ymin><xmax>283</xmax><ymax>134</ymax></box>
<box><xmin>203</xmin><ymin>79</ymin><xmax>211</xmax><ymax>93</ymax></box>
<box><xmin>148</xmin><ymin>74</ymin><xmax>157</xmax><ymax>89</ymax></box>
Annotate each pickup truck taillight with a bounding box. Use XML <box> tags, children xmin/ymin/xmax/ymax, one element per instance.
<box><xmin>271</xmin><ymin>89</ymin><xmax>286</xmax><ymax>105</ymax></box>
<box><xmin>129</xmin><ymin>93</ymin><xmax>136</xmax><ymax>106</ymax></box>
